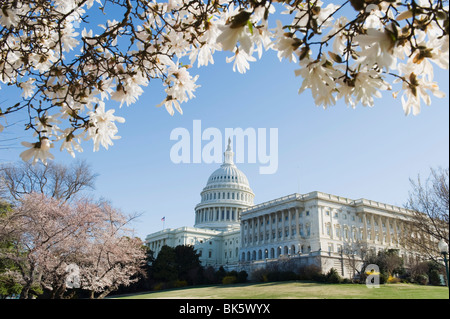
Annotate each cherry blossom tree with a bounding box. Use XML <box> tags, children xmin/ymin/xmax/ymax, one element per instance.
<box><xmin>0</xmin><ymin>0</ymin><xmax>448</xmax><ymax>164</ymax></box>
<box><xmin>0</xmin><ymin>193</ymin><xmax>145</xmax><ymax>299</ymax></box>
<box><xmin>75</xmin><ymin>200</ymin><xmax>146</xmax><ymax>299</ymax></box>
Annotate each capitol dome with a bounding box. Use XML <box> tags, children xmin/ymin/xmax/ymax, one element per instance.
<box><xmin>194</xmin><ymin>139</ymin><xmax>254</xmax><ymax>230</ymax></box>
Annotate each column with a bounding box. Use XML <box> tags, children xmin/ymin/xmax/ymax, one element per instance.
<box><xmin>362</xmin><ymin>212</ymin><xmax>368</xmax><ymax>242</ymax></box>
<box><xmin>242</xmin><ymin>220</ymin><xmax>246</xmax><ymax>248</ymax></box>
<box><xmin>378</xmin><ymin>215</ymin><xmax>383</xmax><ymax>244</ymax></box>
<box><xmin>271</xmin><ymin>212</ymin><xmax>275</xmax><ymax>243</ymax></box>
<box><xmin>393</xmin><ymin>218</ymin><xmax>399</xmax><ymax>247</ymax></box>
<box><xmin>264</xmin><ymin>214</ymin><xmax>268</xmax><ymax>244</ymax></box>
<box><xmin>330</xmin><ymin>209</ymin><xmax>335</xmax><ymax>239</ymax></box>
<box><xmin>295</xmin><ymin>208</ymin><xmax>300</xmax><ymax>239</ymax></box>
<box><xmin>386</xmin><ymin>218</ymin><xmax>392</xmax><ymax>246</ymax></box>
<box><xmin>370</xmin><ymin>214</ymin><xmax>376</xmax><ymax>242</ymax></box>
<box><xmin>275</xmin><ymin>211</ymin><xmax>279</xmax><ymax>242</ymax></box>
<box><xmin>288</xmin><ymin>208</ymin><xmax>292</xmax><ymax>239</ymax></box>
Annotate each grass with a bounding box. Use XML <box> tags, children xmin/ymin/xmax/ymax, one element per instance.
<box><xmin>115</xmin><ymin>281</ymin><xmax>449</xmax><ymax>299</ymax></box>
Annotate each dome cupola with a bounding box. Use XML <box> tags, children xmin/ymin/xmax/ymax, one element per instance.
<box><xmin>194</xmin><ymin>138</ymin><xmax>254</xmax><ymax>230</ymax></box>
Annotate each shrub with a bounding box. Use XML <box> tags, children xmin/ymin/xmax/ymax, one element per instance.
<box><xmin>325</xmin><ymin>268</ymin><xmax>342</xmax><ymax>284</ymax></box>
<box><xmin>414</xmin><ymin>274</ymin><xmax>429</xmax><ymax>285</ymax></box>
<box><xmin>153</xmin><ymin>282</ymin><xmax>165</xmax><ymax>291</ymax></box>
<box><xmin>428</xmin><ymin>270</ymin><xmax>442</xmax><ymax>286</ymax></box>
<box><xmin>279</xmin><ymin>271</ymin><xmax>298</xmax><ymax>281</ymax></box>
<box><xmin>342</xmin><ymin>278</ymin><xmax>352</xmax><ymax>284</ymax></box>
<box><xmin>379</xmin><ymin>272</ymin><xmax>389</xmax><ymax>284</ymax></box>
<box><xmin>297</xmin><ymin>264</ymin><xmax>322</xmax><ymax>281</ymax></box>
<box><xmin>222</xmin><ymin>276</ymin><xmax>237</xmax><ymax>285</ymax></box>
<box><xmin>312</xmin><ymin>272</ymin><xmax>327</xmax><ymax>283</ymax></box>
<box><xmin>173</xmin><ymin>280</ymin><xmax>188</xmax><ymax>288</ymax></box>
<box><xmin>387</xmin><ymin>276</ymin><xmax>401</xmax><ymax>284</ymax></box>
<box><xmin>251</xmin><ymin>268</ymin><xmax>270</xmax><ymax>282</ymax></box>
<box><xmin>237</xmin><ymin>271</ymin><xmax>248</xmax><ymax>283</ymax></box>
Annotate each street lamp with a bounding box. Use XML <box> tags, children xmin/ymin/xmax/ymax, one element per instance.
<box><xmin>438</xmin><ymin>239</ymin><xmax>449</xmax><ymax>287</ymax></box>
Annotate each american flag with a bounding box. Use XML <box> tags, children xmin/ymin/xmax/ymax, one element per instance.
<box><xmin>161</xmin><ymin>216</ymin><xmax>165</xmax><ymax>222</ymax></box>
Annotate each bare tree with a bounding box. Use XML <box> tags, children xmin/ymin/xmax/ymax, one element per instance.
<box><xmin>343</xmin><ymin>240</ymin><xmax>370</xmax><ymax>279</ymax></box>
<box><xmin>405</xmin><ymin>167</ymin><xmax>449</xmax><ymax>261</ymax></box>
<box><xmin>0</xmin><ymin>159</ymin><xmax>98</xmax><ymax>203</ymax></box>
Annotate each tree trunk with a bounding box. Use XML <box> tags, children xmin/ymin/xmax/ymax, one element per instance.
<box><xmin>97</xmin><ymin>288</ymin><xmax>113</xmax><ymax>299</ymax></box>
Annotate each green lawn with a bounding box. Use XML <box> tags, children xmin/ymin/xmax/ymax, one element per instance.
<box><xmin>115</xmin><ymin>281</ymin><xmax>449</xmax><ymax>299</ymax></box>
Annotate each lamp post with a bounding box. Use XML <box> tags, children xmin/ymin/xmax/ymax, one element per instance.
<box><xmin>438</xmin><ymin>239</ymin><xmax>449</xmax><ymax>287</ymax></box>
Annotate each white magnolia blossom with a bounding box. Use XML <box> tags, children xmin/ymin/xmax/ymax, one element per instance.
<box><xmin>295</xmin><ymin>56</ymin><xmax>343</xmax><ymax>108</ymax></box>
<box><xmin>20</xmin><ymin>138</ymin><xmax>55</xmax><ymax>165</ymax></box>
<box><xmin>226</xmin><ymin>48</ymin><xmax>256</xmax><ymax>74</ymax></box>
<box><xmin>0</xmin><ymin>0</ymin><xmax>448</xmax><ymax>164</ymax></box>
<box><xmin>87</xmin><ymin>102</ymin><xmax>125</xmax><ymax>151</ymax></box>
<box><xmin>19</xmin><ymin>78</ymin><xmax>36</xmax><ymax>99</ymax></box>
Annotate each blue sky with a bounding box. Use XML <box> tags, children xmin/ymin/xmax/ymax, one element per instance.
<box><xmin>1</xmin><ymin>5</ymin><xmax>449</xmax><ymax>241</ymax></box>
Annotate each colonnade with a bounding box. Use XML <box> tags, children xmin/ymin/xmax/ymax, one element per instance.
<box><xmin>241</xmin><ymin>207</ymin><xmax>308</xmax><ymax>248</ymax></box>
<box><xmin>195</xmin><ymin>206</ymin><xmax>242</xmax><ymax>224</ymax></box>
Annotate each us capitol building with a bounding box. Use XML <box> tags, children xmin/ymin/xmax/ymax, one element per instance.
<box><xmin>146</xmin><ymin>141</ymin><xmax>417</xmax><ymax>278</ymax></box>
